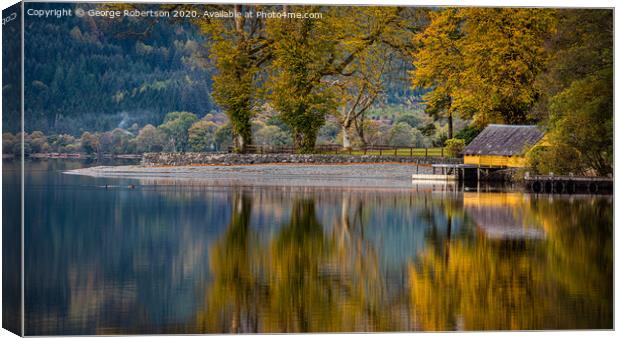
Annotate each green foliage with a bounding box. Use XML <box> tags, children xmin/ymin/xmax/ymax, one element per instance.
<box><xmin>535</xmin><ymin>70</ymin><xmax>613</xmax><ymax>175</ymax></box>
<box><xmin>266</xmin><ymin>7</ymin><xmax>408</xmax><ymax>153</ymax></box>
<box><xmin>419</xmin><ymin>123</ymin><xmax>436</xmax><ymax>137</ymax></box>
<box><xmin>135</xmin><ymin>124</ymin><xmax>166</xmax><ymax>153</ymax></box>
<box><xmin>99</xmin><ymin>128</ymin><xmax>135</xmax><ymax>155</ymax></box>
<box><xmin>266</xmin><ymin>116</ymin><xmax>291</xmax><ymax>133</ymax></box>
<box><xmin>98</xmin><ymin>133</ymin><xmax>113</xmax><ymax>154</ymax></box>
<box><xmin>201</xmin><ymin>6</ymin><xmax>270</xmax><ymax>152</ymax></box>
<box><xmin>20</xmin><ymin>134</ymin><xmax>32</xmax><ymax>156</ymax></box>
<box><xmin>454</xmin><ymin>125</ymin><xmax>482</xmax><ymax>144</ymax></box>
<box><xmin>529</xmin><ymin>10</ymin><xmax>613</xmax><ymax>176</ymax></box>
<box><xmin>214</xmin><ymin>124</ymin><xmax>234</xmax><ymax>151</ymax></box>
<box><xmin>80</xmin><ymin>132</ymin><xmax>99</xmax><ymax>154</ymax></box>
<box><xmin>317</xmin><ymin>121</ymin><xmax>341</xmax><ymax>145</ymax></box>
<box><xmin>411</xmin><ymin>128</ymin><xmax>429</xmax><ymax>148</ymax></box>
<box><xmin>22</xmin><ymin>3</ymin><xmax>213</xmax><ymax>134</ymax></box>
<box><xmin>158</xmin><ymin>112</ymin><xmax>199</xmax><ymax>152</ymax></box>
<box><xmin>189</xmin><ymin>119</ymin><xmax>219</xmax><ymax>152</ymax></box>
<box><xmin>16</xmin><ymin>5</ymin><xmax>614</xmax><ymax>167</ymax></box>
<box><xmin>29</xmin><ymin>131</ymin><xmax>50</xmax><ymax>153</ymax></box>
<box><xmin>267</xmin><ymin>12</ymin><xmax>339</xmax><ymax>153</ymax></box>
<box><xmin>388</xmin><ymin>122</ymin><xmax>414</xmax><ymax>147</ymax></box>
<box><xmin>444</xmin><ymin>138</ymin><xmax>465</xmax><ymax>157</ymax></box>
<box><xmin>527</xmin><ymin>145</ymin><xmax>582</xmax><ymax>175</ymax></box>
<box><xmin>109</xmin><ymin>128</ymin><xmax>135</xmax><ymax>155</ymax></box>
<box><xmin>255</xmin><ymin>125</ymin><xmax>292</xmax><ymax>146</ymax></box>
<box><xmin>50</xmin><ymin>134</ymin><xmax>77</xmax><ymax>153</ymax></box>
<box><xmin>395</xmin><ymin>114</ymin><xmax>421</xmax><ymax>128</ymax></box>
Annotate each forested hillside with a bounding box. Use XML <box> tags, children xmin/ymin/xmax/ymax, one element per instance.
<box><xmin>22</xmin><ymin>3</ymin><xmax>214</xmax><ymax>134</ymax></box>
<box><xmin>20</xmin><ymin>4</ymin><xmax>425</xmax><ymax>136</ymax></box>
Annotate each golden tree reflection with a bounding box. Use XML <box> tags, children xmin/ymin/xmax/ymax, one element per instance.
<box><xmin>195</xmin><ymin>190</ymin><xmax>611</xmax><ymax>333</ymax></box>
<box><xmin>197</xmin><ymin>192</ymin><xmax>405</xmax><ymax>332</ymax></box>
<box><xmin>409</xmin><ymin>193</ymin><xmax>612</xmax><ymax>330</ymax></box>
<box><xmin>195</xmin><ymin>193</ymin><xmax>264</xmax><ymax>333</ymax></box>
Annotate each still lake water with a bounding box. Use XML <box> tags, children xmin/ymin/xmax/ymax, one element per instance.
<box><xmin>6</xmin><ymin>159</ymin><xmax>612</xmax><ymax>334</ymax></box>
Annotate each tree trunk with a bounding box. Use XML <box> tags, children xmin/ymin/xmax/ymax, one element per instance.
<box><xmin>294</xmin><ymin>130</ymin><xmax>316</xmax><ymax>154</ymax></box>
<box><xmin>235</xmin><ymin>134</ymin><xmax>246</xmax><ymax>153</ymax></box>
<box><xmin>342</xmin><ymin>125</ymin><xmax>351</xmax><ymax>150</ymax></box>
<box><xmin>354</xmin><ymin>118</ymin><xmax>367</xmax><ymax>147</ymax></box>
<box><xmin>448</xmin><ymin>112</ymin><xmax>453</xmax><ymax>139</ymax></box>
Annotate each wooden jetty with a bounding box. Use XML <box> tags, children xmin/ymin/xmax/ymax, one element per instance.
<box><xmin>412</xmin><ymin>164</ymin><xmax>492</xmax><ymax>182</ymax></box>
<box><xmin>412</xmin><ymin>164</ymin><xmax>459</xmax><ymax>181</ymax></box>
<box><xmin>524</xmin><ymin>174</ymin><xmax>613</xmax><ymax>194</ymax></box>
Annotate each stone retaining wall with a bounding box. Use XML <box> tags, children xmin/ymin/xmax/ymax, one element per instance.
<box><xmin>141</xmin><ymin>152</ymin><xmax>462</xmax><ymax>166</ymax></box>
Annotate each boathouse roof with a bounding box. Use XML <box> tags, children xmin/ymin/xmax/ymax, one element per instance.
<box><xmin>462</xmin><ymin>124</ymin><xmax>544</xmax><ymax>156</ymax></box>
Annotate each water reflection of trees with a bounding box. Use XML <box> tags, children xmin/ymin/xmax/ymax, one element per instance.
<box><xmin>197</xmin><ymin>191</ymin><xmax>407</xmax><ymax>332</ymax></box>
<box><xmin>409</xmin><ymin>193</ymin><xmax>612</xmax><ymax>330</ymax></box>
<box><xmin>196</xmin><ymin>194</ymin><xmax>262</xmax><ymax>333</ymax></box>
<box><xmin>195</xmin><ymin>189</ymin><xmax>611</xmax><ymax>333</ymax></box>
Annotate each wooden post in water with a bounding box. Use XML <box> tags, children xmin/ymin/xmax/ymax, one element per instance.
<box><xmin>394</xmin><ymin>147</ymin><xmax>398</xmax><ymax>156</ymax></box>
<box><xmin>425</xmin><ymin>148</ymin><xmax>428</xmax><ymax>158</ymax></box>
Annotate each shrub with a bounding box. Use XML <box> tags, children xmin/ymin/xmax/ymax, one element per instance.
<box><xmin>526</xmin><ymin>145</ymin><xmax>586</xmax><ymax>175</ymax></box>
<box><xmin>395</xmin><ymin>114</ymin><xmax>421</xmax><ymax>128</ymax></box>
<box><xmin>255</xmin><ymin>125</ymin><xmax>291</xmax><ymax>146</ymax></box>
<box><xmin>444</xmin><ymin>138</ymin><xmax>466</xmax><ymax>157</ymax></box>
<box><xmin>388</xmin><ymin>122</ymin><xmax>414</xmax><ymax>147</ymax></box>
<box><xmin>189</xmin><ymin>119</ymin><xmax>218</xmax><ymax>152</ymax></box>
<box><xmin>454</xmin><ymin>125</ymin><xmax>482</xmax><ymax>144</ymax></box>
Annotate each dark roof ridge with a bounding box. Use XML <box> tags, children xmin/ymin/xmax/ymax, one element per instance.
<box><xmin>486</xmin><ymin>124</ymin><xmax>539</xmax><ymax>127</ymax></box>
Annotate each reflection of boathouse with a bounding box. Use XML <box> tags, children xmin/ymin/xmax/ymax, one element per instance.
<box><xmin>463</xmin><ymin>192</ymin><xmax>545</xmax><ymax>240</ymax></box>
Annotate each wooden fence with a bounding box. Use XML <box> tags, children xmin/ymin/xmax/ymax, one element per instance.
<box><xmin>227</xmin><ymin>144</ymin><xmax>448</xmax><ymax>158</ymax></box>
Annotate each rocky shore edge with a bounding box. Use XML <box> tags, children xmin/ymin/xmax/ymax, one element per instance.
<box><xmin>141</xmin><ymin>152</ymin><xmax>461</xmax><ymax>166</ymax></box>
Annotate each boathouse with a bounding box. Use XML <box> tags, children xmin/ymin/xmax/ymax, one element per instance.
<box><xmin>462</xmin><ymin>124</ymin><xmax>545</xmax><ymax>168</ymax></box>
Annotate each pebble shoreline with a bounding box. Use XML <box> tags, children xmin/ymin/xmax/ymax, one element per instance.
<box><xmin>65</xmin><ymin>163</ymin><xmax>439</xmax><ymax>188</ymax></box>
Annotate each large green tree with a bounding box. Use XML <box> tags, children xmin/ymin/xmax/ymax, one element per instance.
<box><xmin>200</xmin><ymin>5</ymin><xmax>272</xmax><ymax>153</ymax></box>
<box><xmin>159</xmin><ymin>111</ymin><xmax>198</xmax><ymax>152</ymax></box>
<box><xmin>266</xmin><ymin>8</ymin><xmax>339</xmax><ymax>153</ymax></box>
<box><xmin>267</xmin><ymin>7</ymin><xmax>405</xmax><ymax>153</ymax></box>
<box><xmin>189</xmin><ymin>118</ymin><xmax>219</xmax><ymax>152</ymax></box>
<box><xmin>530</xmin><ymin>10</ymin><xmax>613</xmax><ymax>176</ymax></box>
<box><xmin>333</xmin><ymin>45</ymin><xmax>391</xmax><ymax>149</ymax></box>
